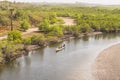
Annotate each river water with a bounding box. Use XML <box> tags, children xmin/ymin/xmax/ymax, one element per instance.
<box><xmin>0</xmin><ymin>33</ymin><xmax>120</xmax><ymax>80</ymax></box>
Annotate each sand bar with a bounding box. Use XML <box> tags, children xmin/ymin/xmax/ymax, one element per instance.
<box><xmin>93</xmin><ymin>44</ymin><xmax>120</xmax><ymax>80</ymax></box>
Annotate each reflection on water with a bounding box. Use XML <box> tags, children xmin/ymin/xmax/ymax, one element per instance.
<box><xmin>94</xmin><ymin>33</ymin><xmax>120</xmax><ymax>40</ymax></box>
<box><xmin>82</xmin><ymin>36</ymin><xmax>89</xmax><ymax>41</ymax></box>
<box><xmin>0</xmin><ymin>33</ymin><xmax>120</xmax><ymax>80</ymax></box>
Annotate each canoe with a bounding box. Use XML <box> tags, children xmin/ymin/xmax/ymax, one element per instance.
<box><xmin>56</xmin><ymin>46</ymin><xmax>65</xmax><ymax>52</ymax></box>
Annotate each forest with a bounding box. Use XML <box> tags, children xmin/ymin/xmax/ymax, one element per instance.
<box><xmin>0</xmin><ymin>1</ymin><xmax>120</xmax><ymax>63</ymax></box>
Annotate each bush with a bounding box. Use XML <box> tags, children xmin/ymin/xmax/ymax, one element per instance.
<box><xmin>8</xmin><ymin>30</ymin><xmax>22</xmax><ymax>41</ymax></box>
<box><xmin>13</xmin><ymin>39</ymin><xmax>22</xmax><ymax>44</ymax></box>
<box><xmin>0</xmin><ymin>52</ymin><xmax>3</xmax><ymax>57</ymax></box>
<box><xmin>31</xmin><ymin>34</ymin><xmax>46</xmax><ymax>46</ymax></box>
<box><xmin>38</xmin><ymin>19</ymin><xmax>50</xmax><ymax>33</ymax></box>
<box><xmin>49</xmin><ymin>13</ymin><xmax>57</xmax><ymax>24</ymax></box>
<box><xmin>80</xmin><ymin>23</ymin><xmax>92</xmax><ymax>33</ymax></box>
<box><xmin>23</xmin><ymin>37</ymin><xmax>32</xmax><ymax>45</ymax></box>
<box><xmin>47</xmin><ymin>36</ymin><xmax>58</xmax><ymax>40</ymax></box>
<box><xmin>20</xmin><ymin>19</ymin><xmax>30</xmax><ymax>31</ymax></box>
<box><xmin>47</xmin><ymin>25</ymin><xmax>63</xmax><ymax>37</ymax></box>
<box><xmin>0</xmin><ymin>41</ymin><xmax>7</xmax><ymax>49</ymax></box>
<box><xmin>0</xmin><ymin>40</ymin><xmax>23</xmax><ymax>56</ymax></box>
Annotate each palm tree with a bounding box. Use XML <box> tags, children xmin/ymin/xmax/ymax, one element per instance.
<box><xmin>10</xmin><ymin>8</ymin><xmax>14</xmax><ymax>31</ymax></box>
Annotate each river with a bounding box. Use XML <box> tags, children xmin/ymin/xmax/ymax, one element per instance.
<box><xmin>0</xmin><ymin>33</ymin><xmax>120</xmax><ymax>80</ymax></box>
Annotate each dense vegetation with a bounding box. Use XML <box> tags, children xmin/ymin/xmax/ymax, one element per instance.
<box><xmin>1</xmin><ymin>1</ymin><xmax>120</xmax><ymax>33</ymax></box>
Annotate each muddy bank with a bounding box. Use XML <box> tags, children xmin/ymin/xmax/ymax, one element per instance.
<box><xmin>93</xmin><ymin>44</ymin><xmax>120</xmax><ymax>80</ymax></box>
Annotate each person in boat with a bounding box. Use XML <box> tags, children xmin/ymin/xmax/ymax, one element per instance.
<box><xmin>56</xmin><ymin>42</ymin><xmax>66</xmax><ymax>52</ymax></box>
<box><xmin>63</xmin><ymin>43</ymin><xmax>65</xmax><ymax>47</ymax></box>
<box><xmin>62</xmin><ymin>42</ymin><xmax>65</xmax><ymax>47</ymax></box>
<box><xmin>58</xmin><ymin>43</ymin><xmax>65</xmax><ymax>49</ymax></box>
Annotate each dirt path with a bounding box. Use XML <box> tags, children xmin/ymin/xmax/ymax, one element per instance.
<box><xmin>93</xmin><ymin>44</ymin><xmax>120</xmax><ymax>80</ymax></box>
<box><xmin>22</xmin><ymin>27</ymin><xmax>38</xmax><ymax>35</ymax></box>
<box><xmin>58</xmin><ymin>17</ymin><xmax>75</xmax><ymax>26</ymax></box>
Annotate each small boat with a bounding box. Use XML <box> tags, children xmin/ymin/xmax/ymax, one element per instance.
<box><xmin>56</xmin><ymin>43</ymin><xmax>65</xmax><ymax>52</ymax></box>
<box><xmin>56</xmin><ymin>46</ymin><xmax>65</xmax><ymax>52</ymax></box>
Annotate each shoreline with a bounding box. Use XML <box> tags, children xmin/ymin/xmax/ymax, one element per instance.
<box><xmin>0</xmin><ymin>31</ymin><xmax>102</xmax><ymax>65</ymax></box>
<box><xmin>93</xmin><ymin>44</ymin><xmax>120</xmax><ymax>80</ymax></box>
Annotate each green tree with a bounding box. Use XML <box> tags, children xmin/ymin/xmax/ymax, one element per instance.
<box><xmin>80</xmin><ymin>23</ymin><xmax>92</xmax><ymax>33</ymax></box>
<box><xmin>8</xmin><ymin>30</ymin><xmax>22</xmax><ymax>41</ymax></box>
<box><xmin>15</xmin><ymin>9</ymin><xmax>29</xmax><ymax>20</ymax></box>
<box><xmin>20</xmin><ymin>19</ymin><xmax>30</xmax><ymax>31</ymax></box>
<box><xmin>22</xmin><ymin>37</ymin><xmax>32</xmax><ymax>45</ymax></box>
<box><xmin>38</xmin><ymin>19</ymin><xmax>50</xmax><ymax>33</ymax></box>
<box><xmin>49</xmin><ymin>13</ymin><xmax>57</xmax><ymax>24</ymax></box>
<box><xmin>31</xmin><ymin>34</ymin><xmax>45</xmax><ymax>46</ymax></box>
<box><xmin>48</xmin><ymin>25</ymin><xmax>63</xmax><ymax>36</ymax></box>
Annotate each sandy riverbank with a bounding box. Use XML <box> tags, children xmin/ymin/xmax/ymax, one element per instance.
<box><xmin>93</xmin><ymin>44</ymin><xmax>120</xmax><ymax>80</ymax></box>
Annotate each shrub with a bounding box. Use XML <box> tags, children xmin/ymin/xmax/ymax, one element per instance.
<box><xmin>38</xmin><ymin>19</ymin><xmax>50</xmax><ymax>33</ymax></box>
<box><xmin>0</xmin><ymin>52</ymin><xmax>3</xmax><ymax>57</ymax></box>
<box><xmin>22</xmin><ymin>37</ymin><xmax>32</xmax><ymax>45</ymax></box>
<box><xmin>20</xmin><ymin>19</ymin><xmax>30</xmax><ymax>31</ymax></box>
<box><xmin>47</xmin><ymin>25</ymin><xmax>63</xmax><ymax>36</ymax></box>
<box><xmin>31</xmin><ymin>34</ymin><xmax>45</xmax><ymax>46</ymax></box>
<box><xmin>8</xmin><ymin>30</ymin><xmax>22</xmax><ymax>41</ymax></box>
<box><xmin>47</xmin><ymin>36</ymin><xmax>58</xmax><ymax>41</ymax></box>
<box><xmin>80</xmin><ymin>23</ymin><xmax>92</xmax><ymax>33</ymax></box>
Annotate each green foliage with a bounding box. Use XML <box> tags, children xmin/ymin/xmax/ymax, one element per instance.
<box><xmin>57</xmin><ymin>18</ymin><xmax>65</xmax><ymax>24</ymax></box>
<box><xmin>23</xmin><ymin>34</ymin><xmax>46</xmax><ymax>46</ymax></box>
<box><xmin>14</xmin><ymin>9</ymin><xmax>29</xmax><ymax>20</ymax></box>
<box><xmin>47</xmin><ymin>24</ymin><xmax>63</xmax><ymax>36</ymax></box>
<box><xmin>49</xmin><ymin>13</ymin><xmax>57</xmax><ymax>24</ymax></box>
<box><xmin>5</xmin><ymin>42</ymin><xmax>17</xmax><ymax>54</ymax></box>
<box><xmin>8</xmin><ymin>30</ymin><xmax>22</xmax><ymax>41</ymax></box>
<box><xmin>0</xmin><ymin>40</ymin><xmax>7</xmax><ymax>49</ymax></box>
<box><xmin>31</xmin><ymin>34</ymin><xmax>46</xmax><ymax>46</ymax></box>
<box><xmin>22</xmin><ymin>37</ymin><xmax>32</xmax><ymax>45</ymax></box>
<box><xmin>47</xmin><ymin>36</ymin><xmax>57</xmax><ymax>40</ymax></box>
<box><xmin>63</xmin><ymin>25</ymin><xmax>80</xmax><ymax>37</ymax></box>
<box><xmin>0</xmin><ymin>41</ymin><xmax>22</xmax><ymax>57</ymax></box>
<box><xmin>20</xmin><ymin>19</ymin><xmax>30</xmax><ymax>31</ymax></box>
<box><xmin>0</xmin><ymin>16</ymin><xmax>10</xmax><ymax>26</ymax></box>
<box><xmin>13</xmin><ymin>39</ymin><xmax>22</xmax><ymax>44</ymax></box>
<box><xmin>28</xmin><ymin>12</ymin><xmax>43</xmax><ymax>26</ymax></box>
<box><xmin>0</xmin><ymin>52</ymin><xmax>3</xmax><ymax>57</ymax></box>
<box><xmin>1</xmin><ymin>3</ymin><xmax>120</xmax><ymax>36</ymax></box>
<box><xmin>47</xmin><ymin>35</ymin><xmax>58</xmax><ymax>43</ymax></box>
<box><xmin>79</xmin><ymin>23</ymin><xmax>92</xmax><ymax>33</ymax></box>
<box><xmin>38</xmin><ymin>19</ymin><xmax>50</xmax><ymax>33</ymax></box>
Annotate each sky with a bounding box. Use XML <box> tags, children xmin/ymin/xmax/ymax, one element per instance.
<box><xmin>3</xmin><ymin>0</ymin><xmax>120</xmax><ymax>5</ymax></box>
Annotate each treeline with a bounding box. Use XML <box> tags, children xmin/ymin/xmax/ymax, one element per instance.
<box><xmin>42</xmin><ymin>6</ymin><xmax>120</xmax><ymax>33</ymax></box>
